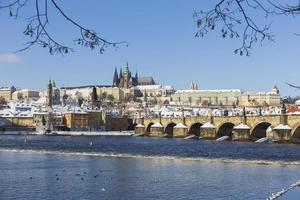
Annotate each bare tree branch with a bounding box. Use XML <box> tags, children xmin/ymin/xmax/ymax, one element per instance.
<box><xmin>286</xmin><ymin>82</ymin><xmax>300</xmax><ymax>90</ymax></box>
<box><xmin>194</xmin><ymin>0</ymin><xmax>300</xmax><ymax>56</ymax></box>
<box><xmin>1</xmin><ymin>0</ymin><xmax>128</xmax><ymax>55</ymax></box>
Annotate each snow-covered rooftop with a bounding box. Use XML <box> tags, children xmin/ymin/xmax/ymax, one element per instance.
<box><xmin>135</xmin><ymin>124</ymin><xmax>145</xmax><ymax>128</ymax></box>
<box><xmin>201</xmin><ymin>122</ymin><xmax>216</xmax><ymax>128</ymax></box>
<box><xmin>174</xmin><ymin>123</ymin><xmax>187</xmax><ymax>129</ymax></box>
<box><xmin>175</xmin><ymin>89</ymin><xmax>241</xmax><ymax>94</ymax></box>
<box><xmin>134</xmin><ymin>84</ymin><xmax>174</xmax><ymax>90</ymax></box>
<box><xmin>233</xmin><ymin>123</ymin><xmax>250</xmax><ymax>130</ymax></box>
<box><xmin>0</xmin><ymin>86</ymin><xmax>15</xmax><ymax>91</ymax></box>
<box><xmin>151</xmin><ymin>122</ymin><xmax>163</xmax><ymax>128</ymax></box>
<box><xmin>273</xmin><ymin>124</ymin><xmax>291</xmax><ymax>130</ymax></box>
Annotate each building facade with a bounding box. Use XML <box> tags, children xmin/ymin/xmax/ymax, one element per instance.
<box><xmin>0</xmin><ymin>86</ymin><xmax>16</xmax><ymax>101</ymax></box>
<box><xmin>12</xmin><ymin>89</ymin><xmax>40</xmax><ymax>101</ymax></box>
<box><xmin>63</xmin><ymin>112</ymin><xmax>90</xmax><ymax>131</ymax></box>
<box><xmin>240</xmin><ymin>86</ymin><xmax>281</xmax><ymax>107</ymax></box>
<box><xmin>171</xmin><ymin>89</ymin><xmax>241</xmax><ymax>107</ymax></box>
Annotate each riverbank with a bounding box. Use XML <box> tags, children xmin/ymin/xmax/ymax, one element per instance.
<box><xmin>0</xmin><ymin>131</ymin><xmax>134</xmax><ymax>136</ymax></box>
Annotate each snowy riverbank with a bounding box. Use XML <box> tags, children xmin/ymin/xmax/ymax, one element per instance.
<box><xmin>1</xmin><ymin>131</ymin><xmax>134</xmax><ymax>136</ymax></box>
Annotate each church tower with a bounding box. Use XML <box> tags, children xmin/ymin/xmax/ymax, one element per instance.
<box><xmin>123</xmin><ymin>63</ymin><xmax>130</xmax><ymax>89</ymax></box>
<box><xmin>52</xmin><ymin>80</ymin><xmax>56</xmax><ymax>88</ymax></box>
<box><xmin>189</xmin><ymin>81</ymin><xmax>198</xmax><ymax>90</ymax></box>
<box><xmin>47</xmin><ymin>79</ymin><xmax>53</xmax><ymax>107</ymax></box>
<box><xmin>119</xmin><ymin>68</ymin><xmax>123</xmax><ymax>85</ymax></box>
<box><xmin>272</xmin><ymin>85</ymin><xmax>279</xmax><ymax>94</ymax></box>
<box><xmin>134</xmin><ymin>70</ymin><xmax>138</xmax><ymax>86</ymax></box>
<box><xmin>91</xmin><ymin>86</ymin><xmax>98</xmax><ymax>103</ymax></box>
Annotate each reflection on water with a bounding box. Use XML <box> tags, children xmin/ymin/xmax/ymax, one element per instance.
<box><xmin>0</xmin><ymin>135</ymin><xmax>300</xmax><ymax>199</ymax></box>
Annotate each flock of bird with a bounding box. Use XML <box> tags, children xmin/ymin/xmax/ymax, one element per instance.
<box><xmin>28</xmin><ymin>169</ymin><xmax>108</xmax><ymax>192</ymax></box>
<box><xmin>22</xmin><ymin>136</ymin><xmax>110</xmax><ymax>190</ymax></box>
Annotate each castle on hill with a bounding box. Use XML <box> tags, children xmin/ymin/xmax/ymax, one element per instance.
<box><xmin>112</xmin><ymin>63</ymin><xmax>155</xmax><ymax>88</ymax></box>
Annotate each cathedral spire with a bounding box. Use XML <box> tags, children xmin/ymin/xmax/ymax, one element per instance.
<box><xmin>125</xmin><ymin>62</ymin><xmax>129</xmax><ymax>73</ymax></box>
<box><xmin>52</xmin><ymin>80</ymin><xmax>56</xmax><ymax>88</ymax></box>
<box><xmin>113</xmin><ymin>67</ymin><xmax>119</xmax><ymax>87</ymax></box>
<box><xmin>119</xmin><ymin>68</ymin><xmax>123</xmax><ymax>78</ymax></box>
<box><xmin>135</xmin><ymin>69</ymin><xmax>138</xmax><ymax>79</ymax></box>
<box><xmin>134</xmin><ymin>69</ymin><xmax>138</xmax><ymax>86</ymax></box>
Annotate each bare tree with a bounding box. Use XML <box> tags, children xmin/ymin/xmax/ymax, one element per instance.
<box><xmin>1</xmin><ymin>0</ymin><xmax>127</xmax><ymax>54</ymax></box>
<box><xmin>286</xmin><ymin>82</ymin><xmax>300</xmax><ymax>90</ymax></box>
<box><xmin>107</xmin><ymin>94</ymin><xmax>114</xmax><ymax>102</ymax></box>
<box><xmin>0</xmin><ymin>97</ymin><xmax>7</xmax><ymax>109</ymax></box>
<box><xmin>194</xmin><ymin>0</ymin><xmax>300</xmax><ymax>56</ymax></box>
<box><xmin>17</xmin><ymin>92</ymin><xmax>24</xmax><ymax>100</ymax></box>
<box><xmin>100</xmin><ymin>92</ymin><xmax>107</xmax><ymax>101</ymax></box>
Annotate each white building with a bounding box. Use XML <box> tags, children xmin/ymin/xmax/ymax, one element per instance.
<box><xmin>171</xmin><ymin>89</ymin><xmax>241</xmax><ymax>107</ymax></box>
<box><xmin>134</xmin><ymin>84</ymin><xmax>175</xmax><ymax>97</ymax></box>
<box><xmin>240</xmin><ymin>86</ymin><xmax>281</xmax><ymax>106</ymax></box>
<box><xmin>12</xmin><ymin>89</ymin><xmax>40</xmax><ymax>101</ymax></box>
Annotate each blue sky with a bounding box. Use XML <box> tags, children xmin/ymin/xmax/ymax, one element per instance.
<box><xmin>0</xmin><ymin>0</ymin><xmax>300</xmax><ymax>96</ymax></box>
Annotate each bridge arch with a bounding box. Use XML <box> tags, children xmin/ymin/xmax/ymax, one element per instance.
<box><xmin>250</xmin><ymin>122</ymin><xmax>272</xmax><ymax>140</ymax></box>
<box><xmin>188</xmin><ymin>123</ymin><xmax>203</xmax><ymax>136</ymax></box>
<box><xmin>145</xmin><ymin>122</ymin><xmax>154</xmax><ymax>135</ymax></box>
<box><xmin>291</xmin><ymin>124</ymin><xmax>300</xmax><ymax>143</ymax></box>
<box><xmin>165</xmin><ymin>122</ymin><xmax>176</xmax><ymax>137</ymax></box>
<box><xmin>216</xmin><ymin>122</ymin><xmax>235</xmax><ymax>138</ymax></box>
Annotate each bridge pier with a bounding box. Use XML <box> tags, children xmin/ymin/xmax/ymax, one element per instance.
<box><xmin>149</xmin><ymin>122</ymin><xmax>164</xmax><ymax>137</ymax></box>
<box><xmin>232</xmin><ymin>124</ymin><xmax>250</xmax><ymax>141</ymax></box>
<box><xmin>272</xmin><ymin>124</ymin><xmax>292</xmax><ymax>142</ymax></box>
<box><xmin>173</xmin><ymin>123</ymin><xmax>188</xmax><ymax>138</ymax></box>
<box><xmin>200</xmin><ymin>122</ymin><xmax>216</xmax><ymax>138</ymax></box>
<box><xmin>134</xmin><ymin>124</ymin><xmax>145</xmax><ymax>135</ymax></box>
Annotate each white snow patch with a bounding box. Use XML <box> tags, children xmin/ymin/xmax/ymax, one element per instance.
<box><xmin>174</xmin><ymin>123</ymin><xmax>187</xmax><ymax>129</ymax></box>
<box><xmin>151</xmin><ymin>122</ymin><xmax>163</xmax><ymax>128</ymax></box>
<box><xmin>201</xmin><ymin>122</ymin><xmax>216</xmax><ymax>128</ymax></box>
<box><xmin>135</xmin><ymin>124</ymin><xmax>145</xmax><ymax>128</ymax></box>
<box><xmin>273</xmin><ymin>124</ymin><xmax>291</xmax><ymax>130</ymax></box>
<box><xmin>233</xmin><ymin>123</ymin><xmax>250</xmax><ymax>130</ymax></box>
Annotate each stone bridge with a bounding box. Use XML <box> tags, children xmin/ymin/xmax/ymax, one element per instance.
<box><xmin>134</xmin><ymin>114</ymin><xmax>300</xmax><ymax>143</ymax></box>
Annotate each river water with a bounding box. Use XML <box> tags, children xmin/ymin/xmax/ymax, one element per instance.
<box><xmin>0</xmin><ymin>135</ymin><xmax>300</xmax><ymax>199</ymax></box>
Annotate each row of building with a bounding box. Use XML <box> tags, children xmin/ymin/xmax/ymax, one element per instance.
<box><xmin>171</xmin><ymin>82</ymin><xmax>281</xmax><ymax>107</ymax></box>
<box><xmin>0</xmin><ymin>63</ymin><xmax>281</xmax><ymax>108</ymax></box>
<box><xmin>0</xmin><ymin>102</ymin><xmax>129</xmax><ymax>132</ymax></box>
<box><xmin>0</xmin><ymin>86</ymin><xmax>40</xmax><ymax>101</ymax></box>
